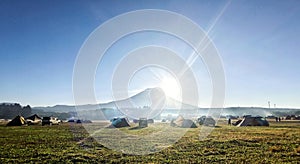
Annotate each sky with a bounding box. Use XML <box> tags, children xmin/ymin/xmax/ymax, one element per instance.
<box><xmin>0</xmin><ymin>0</ymin><xmax>300</xmax><ymax>108</ymax></box>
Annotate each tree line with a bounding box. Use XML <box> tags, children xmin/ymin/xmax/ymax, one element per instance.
<box><xmin>0</xmin><ymin>103</ymin><xmax>32</xmax><ymax>119</ymax></box>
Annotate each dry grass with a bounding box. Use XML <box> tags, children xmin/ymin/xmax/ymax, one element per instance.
<box><xmin>0</xmin><ymin>120</ymin><xmax>299</xmax><ymax>163</ymax></box>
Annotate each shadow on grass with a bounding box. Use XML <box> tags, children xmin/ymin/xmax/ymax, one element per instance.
<box><xmin>214</xmin><ymin>125</ymin><xmax>222</xmax><ymax>128</ymax></box>
<box><xmin>128</xmin><ymin>126</ymin><xmax>146</xmax><ymax>130</ymax></box>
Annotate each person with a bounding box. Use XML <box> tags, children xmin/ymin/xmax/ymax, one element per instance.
<box><xmin>228</xmin><ymin>118</ymin><xmax>231</xmax><ymax>125</ymax></box>
<box><xmin>278</xmin><ymin>117</ymin><xmax>281</xmax><ymax>122</ymax></box>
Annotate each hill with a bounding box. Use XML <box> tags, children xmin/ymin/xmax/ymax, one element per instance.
<box><xmin>30</xmin><ymin>88</ymin><xmax>300</xmax><ymax>120</ymax></box>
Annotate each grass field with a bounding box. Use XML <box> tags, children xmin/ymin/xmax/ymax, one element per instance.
<box><xmin>0</xmin><ymin>120</ymin><xmax>299</xmax><ymax>163</ymax></box>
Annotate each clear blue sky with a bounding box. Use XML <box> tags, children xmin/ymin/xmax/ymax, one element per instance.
<box><xmin>0</xmin><ymin>0</ymin><xmax>300</xmax><ymax>108</ymax></box>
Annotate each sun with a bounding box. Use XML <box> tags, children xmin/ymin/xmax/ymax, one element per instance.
<box><xmin>159</xmin><ymin>77</ymin><xmax>181</xmax><ymax>100</ymax></box>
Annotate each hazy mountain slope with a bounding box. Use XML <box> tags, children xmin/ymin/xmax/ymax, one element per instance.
<box><xmin>32</xmin><ymin>88</ymin><xmax>300</xmax><ymax>118</ymax></box>
<box><xmin>33</xmin><ymin>88</ymin><xmax>196</xmax><ymax>112</ymax></box>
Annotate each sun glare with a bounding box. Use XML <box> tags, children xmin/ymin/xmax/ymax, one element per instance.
<box><xmin>159</xmin><ymin>77</ymin><xmax>181</xmax><ymax>100</ymax></box>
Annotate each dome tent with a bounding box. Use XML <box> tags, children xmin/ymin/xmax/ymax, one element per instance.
<box><xmin>109</xmin><ymin>117</ymin><xmax>130</xmax><ymax>128</ymax></box>
<box><xmin>171</xmin><ymin>115</ymin><xmax>197</xmax><ymax>128</ymax></box>
<box><xmin>237</xmin><ymin>115</ymin><xmax>269</xmax><ymax>126</ymax></box>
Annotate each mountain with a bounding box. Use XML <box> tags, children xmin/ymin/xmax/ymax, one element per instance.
<box><xmin>34</xmin><ymin>105</ymin><xmax>75</xmax><ymax>113</ymax></box>
<box><xmin>0</xmin><ymin>103</ymin><xmax>32</xmax><ymax>119</ymax></box>
<box><xmin>99</xmin><ymin>88</ymin><xmax>197</xmax><ymax>109</ymax></box>
<box><xmin>33</xmin><ymin>88</ymin><xmax>197</xmax><ymax>113</ymax></box>
<box><xmin>31</xmin><ymin>88</ymin><xmax>300</xmax><ymax>119</ymax></box>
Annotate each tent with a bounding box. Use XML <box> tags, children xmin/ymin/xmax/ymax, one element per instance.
<box><xmin>26</xmin><ymin>114</ymin><xmax>42</xmax><ymax>125</ymax></box>
<box><xmin>7</xmin><ymin>115</ymin><xmax>26</xmax><ymax>126</ymax></box>
<box><xmin>236</xmin><ymin>116</ymin><xmax>269</xmax><ymax>126</ymax></box>
<box><xmin>139</xmin><ymin>118</ymin><xmax>148</xmax><ymax>128</ymax></box>
<box><xmin>75</xmin><ymin>119</ymin><xmax>92</xmax><ymax>123</ymax></box>
<box><xmin>147</xmin><ymin>119</ymin><xmax>154</xmax><ymax>124</ymax></box>
<box><xmin>26</xmin><ymin>114</ymin><xmax>42</xmax><ymax>120</ymax></box>
<box><xmin>197</xmin><ymin>116</ymin><xmax>216</xmax><ymax>126</ymax></box>
<box><xmin>110</xmin><ymin>117</ymin><xmax>130</xmax><ymax>128</ymax></box>
<box><xmin>182</xmin><ymin>119</ymin><xmax>197</xmax><ymax>128</ymax></box>
<box><xmin>68</xmin><ymin>119</ymin><xmax>75</xmax><ymax>123</ymax></box>
<box><xmin>232</xmin><ymin>120</ymin><xmax>242</xmax><ymax>126</ymax></box>
<box><xmin>171</xmin><ymin>115</ymin><xmax>197</xmax><ymax>128</ymax></box>
<box><xmin>82</xmin><ymin>120</ymin><xmax>92</xmax><ymax>123</ymax></box>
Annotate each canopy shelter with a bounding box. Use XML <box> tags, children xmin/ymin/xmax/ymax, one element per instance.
<box><xmin>26</xmin><ymin>114</ymin><xmax>42</xmax><ymax>125</ymax></box>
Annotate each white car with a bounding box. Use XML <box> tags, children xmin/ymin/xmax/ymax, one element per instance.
<box><xmin>42</xmin><ymin>117</ymin><xmax>60</xmax><ymax>126</ymax></box>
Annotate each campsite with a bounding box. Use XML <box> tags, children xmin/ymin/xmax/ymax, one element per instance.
<box><xmin>1</xmin><ymin>1</ymin><xmax>300</xmax><ymax>162</ymax></box>
<box><xmin>0</xmin><ymin>117</ymin><xmax>299</xmax><ymax>163</ymax></box>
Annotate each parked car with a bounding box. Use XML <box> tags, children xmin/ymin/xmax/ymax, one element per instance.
<box><xmin>42</xmin><ymin>117</ymin><xmax>60</xmax><ymax>126</ymax></box>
